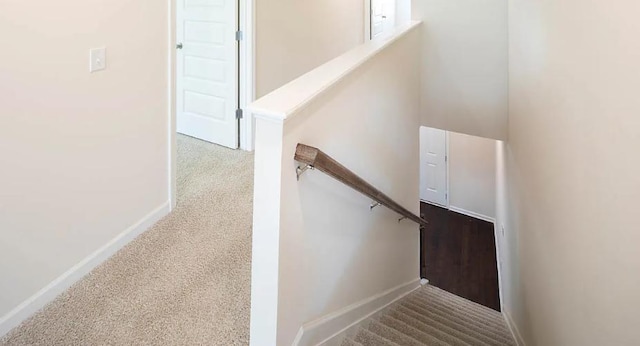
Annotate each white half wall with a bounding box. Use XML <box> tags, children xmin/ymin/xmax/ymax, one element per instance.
<box><xmin>448</xmin><ymin>132</ymin><xmax>496</xmax><ymax>220</ymax></box>
<box><xmin>249</xmin><ymin>23</ymin><xmax>422</xmax><ymax>346</ymax></box>
<box><xmin>412</xmin><ymin>0</ymin><xmax>508</xmax><ymax>140</ymax></box>
<box><xmin>256</xmin><ymin>0</ymin><xmax>365</xmax><ymax>97</ymax></box>
<box><xmin>0</xmin><ymin>0</ymin><xmax>169</xmax><ymax>334</ymax></box>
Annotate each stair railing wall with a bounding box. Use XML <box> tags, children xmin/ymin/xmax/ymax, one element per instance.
<box><xmin>247</xmin><ymin>22</ymin><xmax>423</xmax><ymax>346</ymax></box>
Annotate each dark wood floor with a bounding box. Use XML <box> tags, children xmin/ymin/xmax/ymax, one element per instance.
<box><xmin>420</xmin><ymin>202</ymin><xmax>501</xmax><ymax>311</ymax></box>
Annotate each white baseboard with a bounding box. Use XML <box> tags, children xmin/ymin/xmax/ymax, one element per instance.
<box><xmin>448</xmin><ymin>205</ymin><xmax>495</xmax><ymax>224</ymax></box>
<box><xmin>0</xmin><ymin>201</ymin><xmax>171</xmax><ymax>338</ymax></box>
<box><xmin>504</xmin><ymin>310</ymin><xmax>526</xmax><ymax>346</ymax></box>
<box><xmin>293</xmin><ymin>278</ymin><xmax>421</xmax><ymax>346</ymax></box>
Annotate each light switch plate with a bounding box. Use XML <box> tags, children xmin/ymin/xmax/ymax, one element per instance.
<box><xmin>90</xmin><ymin>47</ymin><xmax>106</xmax><ymax>72</ymax></box>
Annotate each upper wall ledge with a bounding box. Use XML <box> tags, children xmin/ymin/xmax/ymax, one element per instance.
<box><xmin>247</xmin><ymin>21</ymin><xmax>422</xmax><ymax>122</ymax></box>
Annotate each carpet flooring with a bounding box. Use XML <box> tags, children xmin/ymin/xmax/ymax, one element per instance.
<box><xmin>1</xmin><ymin>135</ymin><xmax>254</xmax><ymax>345</ymax></box>
<box><xmin>342</xmin><ymin>285</ymin><xmax>516</xmax><ymax>346</ymax></box>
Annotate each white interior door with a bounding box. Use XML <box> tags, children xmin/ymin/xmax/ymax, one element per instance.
<box><xmin>370</xmin><ymin>0</ymin><xmax>396</xmax><ymax>39</ymax></box>
<box><xmin>420</xmin><ymin>127</ymin><xmax>448</xmax><ymax>206</ymax></box>
<box><xmin>177</xmin><ymin>0</ymin><xmax>238</xmax><ymax>149</ymax></box>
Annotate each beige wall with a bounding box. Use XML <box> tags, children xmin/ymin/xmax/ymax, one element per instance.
<box><xmin>412</xmin><ymin>0</ymin><xmax>508</xmax><ymax>140</ymax></box>
<box><xmin>449</xmin><ymin>132</ymin><xmax>496</xmax><ymax>219</ymax></box>
<box><xmin>255</xmin><ymin>0</ymin><xmax>364</xmax><ymax>97</ymax></box>
<box><xmin>503</xmin><ymin>1</ymin><xmax>640</xmax><ymax>344</ymax></box>
<box><xmin>0</xmin><ymin>0</ymin><xmax>169</xmax><ymax>331</ymax></box>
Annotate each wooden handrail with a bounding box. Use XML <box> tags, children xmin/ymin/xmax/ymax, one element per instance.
<box><xmin>295</xmin><ymin>144</ymin><xmax>428</xmax><ymax>228</ymax></box>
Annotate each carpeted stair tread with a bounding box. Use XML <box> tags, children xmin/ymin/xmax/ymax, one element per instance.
<box><xmin>415</xmin><ymin>290</ymin><xmax>499</xmax><ymax>319</ymax></box>
<box><xmin>383</xmin><ymin>310</ymin><xmax>471</xmax><ymax>346</ymax></box>
<box><xmin>347</xmin><ymin>285</ymin><xmax>516</xmax><ymax>346</ymax></box>
<box><xmin>418</xmin><ymin>286</ymin><xmax>504</xmax><ymax>320</ymax></box>
<box><xmin>411</xmin><ymin>291</ymin><xmax>506</xmax><ymax>327</ymax></box>
<box><xmin>368</xmin><ymin>319</ymin><xmax>437</xmax><ymax>346</ymax></box>
<box><xmin>399</xmin><ymin>301</ymin><xmax>512</xmax><ymax>341</ymax></box>
<box><xmin>400</xmin><ymin>299</ymin><xmax>511</xmax><ymax>338</ymax></box>
<box><xmin>394</xmin><ymin>303</ymin><xmax>513</xmax><ymax>346</ymax></box>
<box><xmin>394</xmin><ymin>304</ymin><xmax>512</xmax><ymax>346</ymax></box>
<box><xmin>411</xmin><ymin>292</ymin><xmax>503</xmax><ymax>326</ymax></box>
<box><xmin>341</xmin><ymin>337</ymin><xmax>365</xmax><ymax>346</ymax></box>
<box><xmin>407</xmin><ymin>293</ymin><xmax>510</xmax><ymax>332</ymax></box>
<box><xmin>355</xmin><ymin>328</ymin><xmax>401</xmax><ymax>346</ymax></box>
<box><xmin>378</xmin><ymin>314</ymin><xmax>453</xmax><ymax>346</ymax></box>
<box><xmin>405</xmin><ymin>295</ymin><xmax>511</xmax><ymax>338</ymax></box>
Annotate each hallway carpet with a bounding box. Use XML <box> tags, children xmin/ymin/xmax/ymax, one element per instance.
<box><xmin>1</xmin><ymin>135</ymin><xmax>254</xmax><ymax>345</ymax></box>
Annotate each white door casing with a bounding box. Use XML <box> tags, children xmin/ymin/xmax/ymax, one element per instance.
<box><xmin>176</xmin><ymin>0</ymin><xmax>238</xmax><ymax>148</ymax></box>
<box><xmin>420</xmin><ymin>127</ymin><xmax>448</xmax><ymax>206</ymax></box>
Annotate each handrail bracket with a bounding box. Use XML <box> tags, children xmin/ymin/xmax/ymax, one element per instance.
<box><xmin>296</xmin><ymin>164</ymin><xmax>314</xmax><ymax>181</ymax></box>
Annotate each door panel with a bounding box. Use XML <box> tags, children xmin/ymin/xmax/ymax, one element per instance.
<box><xmin>177</xmin><ymin>0</ymin><xmax>238</xmax><ymax>148</ymax></box>
<box><xmin>420</xmin><ymin>127</ymin><xmax>448</xmax><ymax>206</ymax></box>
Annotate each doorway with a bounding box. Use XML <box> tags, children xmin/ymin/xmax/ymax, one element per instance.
<box><xmin>419</xmin><ymin>126</ymin><xmax>449</xmax><ymax>207</ymax></box>
<box><xmin>365</xmin><ymin>0</ymin><xmax>397</xmax><ymax>40</ymax></box>
<box><xmin>171</xmin><ymin>0</ymin><xmax>254</xmax><ymax>206</ymax></box>
<box><xmin>175</xmin><ymin>0</ymin><xmax>253</xmax><ymax>150</ymax></box>
<box><xmin>419</xmin><ymin>126</ymin><xmax>502</xmax><ymax>310</ymax></box>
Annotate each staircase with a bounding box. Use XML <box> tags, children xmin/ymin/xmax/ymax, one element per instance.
<box><xmin>341</xmin><ymin>285</ymin><xmax>516</xmax><ymax>346</ymax></box>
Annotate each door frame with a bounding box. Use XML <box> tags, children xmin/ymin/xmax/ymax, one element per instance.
<box><xmin>364</xmin><ymin>0</ymin><xmax>372</xmax><ymax>41</ymax></box>
<box><xmin>168</xmin><ymin>0</ymin><xmax>255</xmax><ymax>208</ymax></box>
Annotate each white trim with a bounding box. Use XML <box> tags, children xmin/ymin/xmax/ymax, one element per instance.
<box><xmin>168</xmin><ymin>0</ymin><xmax>177</xmax><ymax>210</ymax></box>
<box><xmin>239</xmin><ymin>0</ymin><xmax>256</xmax><ymax>151</ymax></box>
<box><xmin>363</xmin><ymin>0</ymin><xmax>371</xmax><ymax>41</ymax></box>
<box><xmin>293</xmin><ymin>278</ymin><xmax>421</xmax><ymax>346</ymax></box>
<box><xmin>448</xmin><ymin>205</ymin><xmax>496</xmax><ymax>224</ymax></box>
<box><xmin>504</xmin><ymin>310</ymin><xmax>526</xmax><ymax>346</ymax></box>
<box><xmin>0</xmin><ymin>202</ymin><xmax>171</xmax><ymax>338</ymax></box>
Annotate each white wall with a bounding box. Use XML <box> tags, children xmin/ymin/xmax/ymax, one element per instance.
<box><xmin>396</xmin><ymin>0</ymin><xmax>411</xmax><ymax>24</ymax></box>
<box><xmin>256</xmin><ymin>0</ymin><xmax>365</xmax><ymax>97</ymax></box>
<box><xmin>448</xmin><ymin>132</ymin><xmax>496</xmax><ymax>219</ymax></box>
<box><xmin>0</xmin><ymin>0</ymin><xmax>169</xmax><ymax>334</ymax></box>
<box><xmin>412</xmin><ymin>0</ymin><xmax>508</xmax><ymax>140</ymax></box>
<box><xmin>501</xmin><ymin>1</ymin><xmax>640</xmax><ymax>345</ymax></box>
<box><xmin>249</xmin><ymin>23</ymin><xmax>422</xmax><ymax>345</ymax></box>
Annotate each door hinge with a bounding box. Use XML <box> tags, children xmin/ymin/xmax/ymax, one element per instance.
<box><xmin>235</xmin><ymin>30</ymin><xmax>243</xmax><ymax>41</ymax></box>
<box><xmin>236</xmin><ymin>108</ymin><xmax>243</xmax><ymax>120</ymax></box>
